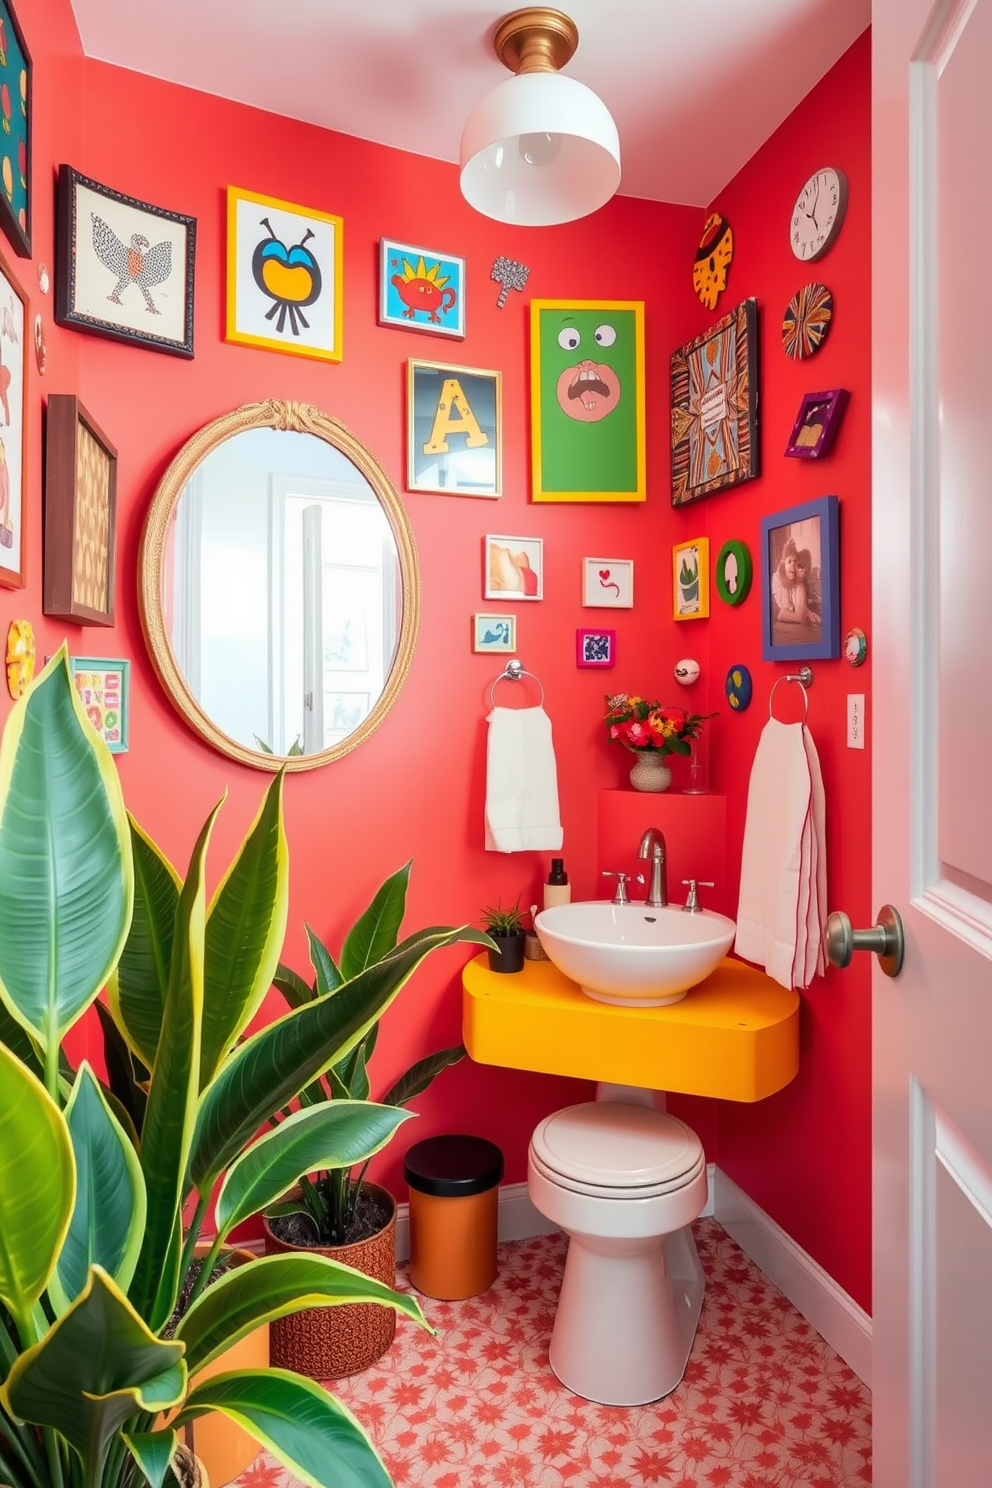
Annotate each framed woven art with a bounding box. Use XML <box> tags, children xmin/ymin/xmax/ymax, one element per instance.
<box><xmin>670</xmin><ymin>297</ymin><xmax>759</xmax><ymax>506</ymax></box>
<box><xmin>43</xmin><ymin>394</ymin><xmax>117</xmax><ymax>625</ymax></box>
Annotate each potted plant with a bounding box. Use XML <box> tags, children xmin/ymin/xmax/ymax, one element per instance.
<box><xmin>480</xmin><ymin>897</ymin><xmax>527</xmax><ymax>973</ymax></box>
<box><xmin>0</xmin><ymin>650</ymin><xmax>489</xmax><ymax>1488</ymax></box>
<box><xmin>262</xmin><ymin>865</ymin><xmax>478</xmax><ymax>1378</ymax></box>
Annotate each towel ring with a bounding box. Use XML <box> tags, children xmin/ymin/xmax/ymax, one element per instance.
<box><xmin>769</xmin><ymin>666</ymin><xmax>813</xmax><ymax>723</ymax></box>
<box><xmin>488</xmin><ymin>657</ymin><xmax>545</xmax><ymax>708</ymax></box>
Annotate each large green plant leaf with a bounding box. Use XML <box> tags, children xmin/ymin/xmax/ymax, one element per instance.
<box><xmin>95</xmin><ymin>998</ymin><xmax>149</xmax><ymax>1137</ymax></box>
<box><xmin>1</xmin><ymin>1267</ymin><xmax>186</xmax><ymax>1484</ymax></box>
<box><xmin>190</xmin><ymin>925</ymin><xmax>491</xmax><ymax>1194</ymax></box>
<box><xmin>0</xmin><ymin>651</ymin><xmax>133</xmax><ymax>1065</ymax></box>
<box><xmin>176</xmin><ymin>1253</ymin><xmax>427</xmax><ymax>1374</ymax></box>
<box><xmin>175</xmin><ymin>1369</ymin><xmax>392</xmax><ymax>1488</ymax></box>
<box><xmin>108</xmin><ymin>818</ymin><xmax>181</xmax><ymax>1069</ymax></box>
<box><xmin>0</xmin><ymin>1042</ymin><xmax>75</xmax><ymax>1328</ymax></box>
<box><xmin>338</xmin><ymin>862</ymin><xmax>409</xmax><ymax>979</ymax></box>
<box><xmin>380</xmin><ymin>1044</ymin><xmax>466</xmax><ymax>1107</ymax></box>
<box><xmin>52</xmin><ymin>1063</ymin><xmax>147</xmax><ymax>1311</ymax></box>
<box><xmin>129</xmin><ymin>806</ymin><xmax>217</xmax><ymax>1330</ymax></box>
<box><xmin>200</xmin><ymin>772</ymin><xmax>289</xmax><ymax>1089</ymax></box>
<box><xmin>305</xmin><ymin>925</ymin><xmax>342</xmax><ymax>997</ymax></box>
<box><xmin>213</xmin><ymin>1101</ymin><xmax>413</xmax><ymax>1241</ymax></box>
<box><xmin>123</xmin><ymin>1429</ymin><xmax>178</xmax><ymax>1488</ymax></box>
<box><xmin>272</xmin><ymin>963</ymin><xmax>315</xmax><ymax>1010</ymax></box>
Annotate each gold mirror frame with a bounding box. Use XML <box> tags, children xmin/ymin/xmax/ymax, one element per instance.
<box><xmin>139</xmin><ymin>399</ymin><xmax>420</xmax><ymax>772</ymax></box>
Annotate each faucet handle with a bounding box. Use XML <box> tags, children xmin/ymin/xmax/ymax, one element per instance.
<box><xmin>602</xmin><ymin>870</ymin><xmax>643</xmax><ymax>906</ymax></box>
<box><xmin>681</xmin><ymin>878</ymin><xmax>715</xmax><ymax>913</ymax></box>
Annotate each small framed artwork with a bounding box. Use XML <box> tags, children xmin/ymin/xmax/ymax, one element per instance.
<box><xmin>0</xmin><ymin>244</ymin><xmax>26</xmax><ymax>589</ymax></box>
<box><xmin>408</xmin><ymin>359</ymin><xmax>501</xmax><ymax>497</ymax></box>
<box><xmin>761</xmin><ymin>494</ymin><xmax>840</xmax><ymax>661</ymax></box>
<box><xmin>473</xmin><ymin>613</ymin><xmax>517</xmax><ymax>653</ymax></box>
<box><xmin>785</xmin><ymin>388</ymin><xmax>850</xmax><ymax>458</ymax></box>
<box><xmin>69</xmin><ymin>657</ymin><xmax>129</xmax><ymax>753</ymax></box>
<box><xmin>582</xmin><ymin>558</ymin><xmax>633</xmax><ymax>609</ymax></box>
<box><xmin>43</xmin><ymin>395</ymin><xmax>117</xmax><ymax>624</ymax></box>
<box><xmin>715</xmin><ymin>539</ymin><xmax>752</xmax><ymax>606</ymax></box>
<box><xmin>576</xmin><ymin>628</ymin><xmax>616</xmax><ymax>668</ymax></box>
<box><xmin>0</xmin><ymin>0</ymin><xmax>31</xmax><ymax>257</ymax></box>
<box><xmin>530</xmin><ymin>299</ymin><xmax>646</xmax><ymax>503</ymax></box>
<box><xmin>484</xmin><ymin>535</ymin><xmax>543</xmax><ymax>600</ymax></box>
<box><xmin>55</xmin><ymin>166</ymin><xmax>196</xmax><ymax>357</ymax></box>
<box><xmin>671</xmin><ymin>296</ymin><xmax>759</xmax><ymax>506</ymax></box>
<box><xmin>379</xmin><ymin>239</ymin><xmax>465</xmax><ymax>338</ymax></box>
<box><xmin>673</xmin><ymin>538</ymin><xmax>710</xmax><ymax>620</ymax></box>
<box><xmin>226</xmin><ymin>185</ymin><xmax>342</xmax><ymax>362</ymax></box>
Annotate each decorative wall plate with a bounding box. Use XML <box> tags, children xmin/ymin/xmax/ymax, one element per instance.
<box><xmin>844</xmin><ymin>627</ymin><xmax>868</xmax><ymax>666</ymax></box>
<box><xmin>715</xmin><ymin>539</ymin><xmax>752</xmax><ymax>605</ymax></box>
<box><xmin>5</xmin><ymin>618</ymin><xmax>35</xmax><ymax>698</ymax></box>
<box><xmin>782</xmin><ymin>283</ymin><xmax>833</xmax><ymax>360</ymax></box>
<box><xmin>692</xmin><ymin>212</ymin><xmax>733</xmax><ymax>310</ymax></box>
<box><xmin>725</xmin><ymin>663</ymin><xmax>753</xmax><ymax>712</ymax></box>
<box><xmin>674</xmin><ymin>658</ymin><xmax>700</xmax><ymax>686</ymax></box>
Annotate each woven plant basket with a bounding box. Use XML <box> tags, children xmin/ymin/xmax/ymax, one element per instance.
<box><xmin>262</xmin><ymin>1184</ymin><xmax>397</xmax><ymax>1380</ymax></box>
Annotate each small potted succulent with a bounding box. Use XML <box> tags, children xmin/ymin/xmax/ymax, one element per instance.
<box><xmin>480</xmin><ymin>896</ymin><xmax>527</xmax><ymax>973</ymax></box>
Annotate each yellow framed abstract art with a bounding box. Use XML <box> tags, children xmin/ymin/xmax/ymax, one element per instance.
<box><xmin>225</xmin><ymin>186</ymin><xmax>343</xmax><ymax>362</ymax></box>
<box><xmin>673</xmin><ymin>537</ymin><xmax>709</xmax><ymax>620</ymax></box>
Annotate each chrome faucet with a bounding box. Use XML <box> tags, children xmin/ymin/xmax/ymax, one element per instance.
<box><xmin>637</xmin><ymin>827</ymin><xmax>668</xmax><ymax>907</ymax></box>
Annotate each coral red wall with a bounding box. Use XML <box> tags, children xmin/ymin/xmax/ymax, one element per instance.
<box><xmin>4</xmin><ymin>0</ymin><xmax>870</xmax><ymax>1310</ymax></box>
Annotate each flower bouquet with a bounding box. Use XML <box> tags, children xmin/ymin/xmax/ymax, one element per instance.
<box><xmin>604</xmin><ymin>693</ymin><xmax>716</xmax><ymax>756</ymax></box>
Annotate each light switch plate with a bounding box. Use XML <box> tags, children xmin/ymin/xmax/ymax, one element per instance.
<box><xmin>847</xmin><ymin>694</ymin><xmax>865</xmax><ymax>750</ymax></box>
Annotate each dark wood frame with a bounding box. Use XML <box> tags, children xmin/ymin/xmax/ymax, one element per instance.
<box><xmin>670</xmin><ymin>296</ymin><xmax>759</xmax><ymax>506</ymax></box>
<box><xmin>44</xmin><ymin>394</ymin><xmax>118</xmax><ymax>625</ymax></box>
<box><xmin>0</xmin><ymin>0</ymin><xmax>31</xmax><ymax>258</ymax></box>
<box><xmin>55</xmin><ymin>165</ymin><xmax>196</xmax><ymax>357</ymax></box>
<box><xmin>0</xmin><ymin>241</ymin><xmax>27</xmax><ymax>587</ymax></box>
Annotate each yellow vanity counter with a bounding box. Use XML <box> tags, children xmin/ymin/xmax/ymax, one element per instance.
<box><xmin>462</xmin><ymin>954</ymin><xmax>800</xmax><ymax>1102</ymax></box>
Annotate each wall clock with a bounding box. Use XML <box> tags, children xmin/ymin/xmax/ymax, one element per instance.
<box><xmin>782</xmin><ymin>283</ymin><xmax>833</xmax><ymax>360</ymax></box>
<box><xmin>692</xmin><ymin>212</ymin><xmax>733</xmax><ymax>310</ymax></box>
<box><xmin>790</xmin><ymin>166</ymin><xmax>848</xmax><ymax>262</ymax></box>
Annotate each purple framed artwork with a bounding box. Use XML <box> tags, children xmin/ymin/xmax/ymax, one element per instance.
<box><xmin>760</xmin><ymin>494</ymin><xmax>840</xmax><ymax>661</ymax></box>
<box><xmin>784</xmin><ymin>388</ymin><xmax>849</xmax><ymax>459</ymax></box>
<box><xmin>576</xmin><ymin>628</ymin><xmax>616</xmax><ymax>668</ymax></box>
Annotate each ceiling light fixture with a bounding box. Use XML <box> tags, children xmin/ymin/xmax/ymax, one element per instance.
<box><xmin>459</xmin><ymin>7</ymin><xmax>621</xmax><ymax>227</ymax></box>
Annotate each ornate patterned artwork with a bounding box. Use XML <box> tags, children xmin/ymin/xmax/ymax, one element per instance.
<box><xmin>72</xmin><ymin>418</ymin><xmax>112</xmax><ymax>613</ymax></box>
<box><xmin>670</xmin><ymin>297</ymin><xmax>759</xmax><ymax>506</ymax></box>
<box><xmin>782</xmin><ymin>282</ymin><xmax>833</xmax><ymax>359</ymax></box>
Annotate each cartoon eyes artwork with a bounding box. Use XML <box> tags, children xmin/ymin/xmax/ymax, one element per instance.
<box><xmin>557</xmin><ymin>323</ymin><xmax>617</xmax><ymax>351</ymax></box>
<box><xmin>554</xmin><ymin>322</ymin><xmax>623</xmax><ymax>423</ymax></box>
<box><xmin>251</xmin><ymin>217</ymin><xmax>322</xmax><ymax>337</ymax></box>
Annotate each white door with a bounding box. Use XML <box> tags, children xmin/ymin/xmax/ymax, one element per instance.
<box><xmin>871</xmin><ymin>0</ymin><xmax>992</xmax><ymax>1481</ymax></box>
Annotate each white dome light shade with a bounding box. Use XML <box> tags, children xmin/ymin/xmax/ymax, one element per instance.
<box><xmin>460</xmin><ymin>71</ymin><xmax>621</xmax><ymax>227</ymax></box>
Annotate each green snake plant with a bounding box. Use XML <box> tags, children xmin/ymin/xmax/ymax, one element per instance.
<box><xmin>0</xmin><ymin>649</ymin><xmax>490</xmax><ymax>1488</ymax></box>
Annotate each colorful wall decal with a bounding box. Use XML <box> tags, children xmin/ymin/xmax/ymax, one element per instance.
<box><xmin>844</xmin><ymin>626</ymin><xmax>868</xmax><ymax>666</ymax></box>
<box><xmin>581</xmin><ymin>558</ymin><xmax>633</xmax><ymax>608</ymax></box>
<box><xmin>226</xmin><ymin>185</ymin><xmax>342</xmax><ymax>361</ymax></box>
<box><xmin>715</xmin><ymin>539</ymin><xmax>753</xmax><ymax>606</ymax></box>
<box><xmin>692</xmin><ymin>212</ymin><xmax>733</xmax><ymax>310</ymax></box>
<box><xmin>407</xmin><ymin>359</ymin><xmax>501</xmax><ymax>496</ymax></box>
<box><xmin>782</xmin><ymin>282</ymin><xmax>833</xmax><ymax>360</ymax></box>
<box><xmin>473</xmin><ymin>613</ymin><xmax>516</xmax><ymax>653</ymax></box>
<box><xmin>576</xmin><ymin>628</ymin><xmax>616</xmax><ymax>668</ymax></box>
<box><xmin>5</xmin><ymin>617</ymin><xmax>32</xmax><ymax>697</ymax></box>
<box><xmin>0</xmin><ymin>242</ymin><xmax>25</xmax><ymax>589</ymax></box>
<box><xmin>530</xmin><ymin>299</ymin><xmax>646</xmax><ymax>503</ymax></box>
<box><xmin>671</xmin><ymin>297</ymin><xmax>759</xmax><ymax>506</ymax></box>
<box><xmin>0</xmin><ymin>0</ymin><xmax>30</xmax><ymax>258</ymax></box>
<box><xmin>491</xmin><ymin>255</ymin><xmax>530</xmax><ymax>308</ymax></box>
<box><xmin>69</xmin><ymin>656</ymin><xmax>129</xmax><ymax>752</ymax></box>
<box><xmin>725</xmin><ymin>663</ymin><xmax>753</xmax><ymax>712</ymax></box>
<box><xmin>785</xmin><ymin>387</ymin><xmax>849</xmax><ymax>458</ymax></box>
<box><xmin>673</xmin><ymin>537</ymin><xmax>710</xmax><ymax>620</ymax></box>
<box><xmin>379</xmin><ymin>238</ymin><xmax>465</xmax><ymax>338</ymax></box>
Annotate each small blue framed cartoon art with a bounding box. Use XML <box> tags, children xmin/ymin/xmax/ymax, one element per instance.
<box><xmin>576</xmin><ymin>628</ymin><xmax>616</xmax><ymax>668</ymax></box>
<box><xmin>380</xmin><ymin>239</ymin><xmax>465</xmax><ymax>339</ymax></box>
<box><xmin>760</xmin><ymin>494</ymin><xmax>840</xmax><ymax>661</ymax></box>
<box><xmin>473</xmin><ymin>613</ymin><xmax>516</xmax><ymax>654</ymax></box>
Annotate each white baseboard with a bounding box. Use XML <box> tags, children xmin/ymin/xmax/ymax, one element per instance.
<box><xmin>711</xmin><ymin>1167</ymin><xmax>872</xmax><ymax>1387</ymax></box>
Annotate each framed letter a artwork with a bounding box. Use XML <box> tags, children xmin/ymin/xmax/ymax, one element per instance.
<box><xmin>670</xmin><ymin>296</ymin><xmax>759</xmax><ymax>506</ymax></box>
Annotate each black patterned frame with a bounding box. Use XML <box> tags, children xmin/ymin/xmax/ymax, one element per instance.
<box><xmin>670</xmin><ymin>296</ymin><xmax>760</xmax><ymax>506</ymax></box>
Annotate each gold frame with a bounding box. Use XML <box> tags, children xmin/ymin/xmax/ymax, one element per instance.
<box><xmin>139</xmin><ymin>399</ymin><xmax>420</xmax><ymax>772</ymax></box>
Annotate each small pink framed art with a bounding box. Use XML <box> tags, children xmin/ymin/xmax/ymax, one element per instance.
<box><xmin>576</xmin><ymin>628</ymin><xmax>616</xmax><ymax>668</ymax></box>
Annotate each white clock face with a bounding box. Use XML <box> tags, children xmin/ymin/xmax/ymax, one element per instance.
<box><xmin>790</xmin><ymin>167</ymin><xmax>848</xmax><ymax>262</ymax></box>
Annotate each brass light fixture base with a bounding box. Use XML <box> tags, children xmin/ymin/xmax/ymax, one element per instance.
<box><xmin>493</xmin><ymin>7</ymin><xmax>579</xmax><ymax>76</ymax></box>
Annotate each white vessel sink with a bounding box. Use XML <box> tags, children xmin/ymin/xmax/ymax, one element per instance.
<box><xmin>534</xmin><ymin>900</ymin><xmax>736</xmax><ymax>1008</ymax></box>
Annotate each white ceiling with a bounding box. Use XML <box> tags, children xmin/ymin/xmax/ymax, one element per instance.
<box><xmin>68</xmin><ymin>0</ymin><xmax>870</xmax><ymax>208</ymax></box>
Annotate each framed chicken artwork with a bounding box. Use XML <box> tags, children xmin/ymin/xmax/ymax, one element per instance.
<box><xmin>54</xmin><ymin>166</ymin><xmax>196</xmax><ymax>357</ymax></box>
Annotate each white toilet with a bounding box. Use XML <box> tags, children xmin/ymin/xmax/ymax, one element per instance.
<box><xmin>528</xmin><ymin>1098</ymin><xmax>708</xmax><ymax>1406</ymax></box>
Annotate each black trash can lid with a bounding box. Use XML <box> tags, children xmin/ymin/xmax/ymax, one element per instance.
<box><xmin>404</xmin><ymin>1135</ymin><xmax>504</xmax><ymax>1197</ymax></box>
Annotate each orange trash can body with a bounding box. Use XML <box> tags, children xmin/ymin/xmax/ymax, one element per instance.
<box><xmin>404</xmin><ymin>1135</ymin><xmax>504</xmax><ymax>1300</ymax></box>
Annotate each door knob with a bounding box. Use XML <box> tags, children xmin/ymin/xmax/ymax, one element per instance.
<box><xmin>823</xmin><ymin>904</ymin><xmax>905</xmax><ymax>978</ymax></box>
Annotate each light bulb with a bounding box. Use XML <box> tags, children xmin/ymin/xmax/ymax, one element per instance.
<box><xmin>518</xmin><ymin>131</ymin><xmax>561</xmax><ymax>168</ymax></box>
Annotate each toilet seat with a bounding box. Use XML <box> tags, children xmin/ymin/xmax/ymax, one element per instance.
<box><xmin>530</xmin><ymin>1102</ymin><xmax>704</xmax><ymax>1199</ymax></box>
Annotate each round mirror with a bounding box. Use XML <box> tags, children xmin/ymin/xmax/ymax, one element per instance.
<box><xmin>140</xmin><ymin>400</ymin><xmax>419</xmax><ymax>771</ymax></box>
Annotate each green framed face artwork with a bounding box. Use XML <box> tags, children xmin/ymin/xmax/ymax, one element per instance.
<box><xmin>530</xmin><ymin>299</ymin><xmax>646</xmax><ymax>503</ymax></box>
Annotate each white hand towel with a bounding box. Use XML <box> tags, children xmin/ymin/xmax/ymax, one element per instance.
<box><xmin>735</xmin><ymin>718</ymin><xmax>812</xmax><ymax>989</ymax></box>
<box><xmin>485</xmin><ymin>705</ymin><xmax>563</xmax><ymax>854</ymax></box>
<box><xmin>802</xmin><ymin>725</ymin><xmax>828</xmax><ymax>986</ymax></box>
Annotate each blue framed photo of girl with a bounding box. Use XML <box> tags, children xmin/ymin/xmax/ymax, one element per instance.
<box><xmin>761</xmin><ymin>494</ymin><xmax>840</xmax><ymax>660</ymax></box>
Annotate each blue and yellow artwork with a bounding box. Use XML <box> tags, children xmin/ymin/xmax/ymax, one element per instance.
<box><xmin>0</xmin><ymin>0</ymin><xmax>30</xmax><ymax>257</ymax></box>
<box><xmin>380</xmin><ymin>239</ymin><xmax>465</xmax><ymax>339</ymax></box>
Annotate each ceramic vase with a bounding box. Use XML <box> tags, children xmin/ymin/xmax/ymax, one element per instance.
<box><xmin>629</xmin><ymin>752</ymin><xmax>672</xmax><ymax>792</ymax></box>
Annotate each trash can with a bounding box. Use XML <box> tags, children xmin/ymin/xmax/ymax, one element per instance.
<box><xmin>404</xmin><ymin>1135</ymin><xmax>504</xmax><ymax>1300</ymax></box>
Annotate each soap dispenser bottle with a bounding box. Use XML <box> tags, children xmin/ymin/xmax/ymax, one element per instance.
<box><xmin>543</xmin><ymin>857</ymin><xmax>571</xmax><ymax>909</ymax></box>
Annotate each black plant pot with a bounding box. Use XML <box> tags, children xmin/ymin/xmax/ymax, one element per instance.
<box><xmin>487</xmin><ymin>930</ymin><xmax>526</xmax><ymax>973</ymax></box>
